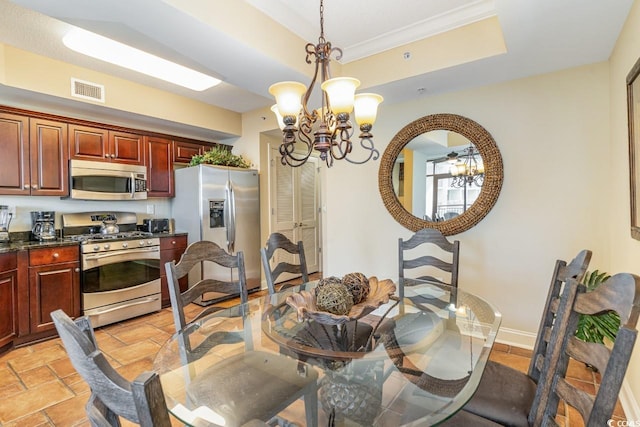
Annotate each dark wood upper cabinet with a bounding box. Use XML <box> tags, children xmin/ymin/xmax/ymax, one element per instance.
<box><xmin>174</xmin><ymin>140</ymin><xmax>210</xmax><ymax>164</ymax></box>
<box><xmin>0</xmin><ymin>113</ymin><xmax>68</xmax><ymax>196</ymax></box>
<box><xmin>109</xmin><ymin>131</ymin><xmax>144</xmax><ymax>165</ymax></box>
<box><xmin>70</xmin><ymin>124</ymin><xmax>144</xmax><ymax>165</ymax></box>
<box><xmin>0</xmin><ymin>112</ymin><xmax>30</xmax><ymax>195</ymax></box>
<box><xmin>29</xmin><ymin>118</ymin><xmax>68</xmax><ymax>196</ymax></box>
<box><xmin>145</xmin><ymin>136</ymin><xmax>174</xmax><ymax>197</ymax></box>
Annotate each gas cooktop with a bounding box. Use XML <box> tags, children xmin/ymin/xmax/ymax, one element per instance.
<box><xmin>61</xmin><ymin>211</ymin><xmax>153</xmax><ymax>244</ymax></box>
<box><xmin>64</xmin><ymin>231</ymin><xmax>154</xmax><ymax>243</ymax></box>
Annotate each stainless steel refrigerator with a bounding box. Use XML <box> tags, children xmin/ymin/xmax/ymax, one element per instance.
<box><xmin>172</xmin><ymin>164</ymin><xmax>260</xmax><ymax>304</ymax></box>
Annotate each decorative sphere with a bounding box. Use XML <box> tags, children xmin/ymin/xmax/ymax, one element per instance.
<box><xmin>316</xmin><ymin>283</ymin><xmax>354</xmax><ymax>316</ymax></box>
<box><xmin>342</xmin><ymin>272</ymin><xmax>370</xmax><ymax>304</ymax></box>
<box><xmin>315</xmin><ymin>276</ymin><xmax>343</xmax><ymax>296</ymax></box>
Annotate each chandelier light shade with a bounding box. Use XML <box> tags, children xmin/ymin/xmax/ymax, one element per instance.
<box><xmin>449</xmin><ymin>144</ymin><xmax>485</xmax><ymax>188</ymax></box>
<box><xmin>268</xmin><ymin>0</ymin><xmax>383</xmax><ymax>167</ymax></box>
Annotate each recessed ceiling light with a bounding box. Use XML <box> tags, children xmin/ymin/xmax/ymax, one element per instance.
<box><xmin>62</xmin><ymin>28</ymin><xmax>221</xmax><ymax>92</ymax></box>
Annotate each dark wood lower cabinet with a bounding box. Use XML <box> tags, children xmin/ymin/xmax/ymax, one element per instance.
<box><xmin>160</xmin><ymin>235</ymin><xmax>188</xmax><ymax>307</ymax></box>
<box><xmin>28</xmin><ymin>246</ymin><xmax>80</xmax><ymax>335</ymax></box>
<box><xmin>0</xmin><ymin>253</ymin><xmax>18</xmax><ymax>349</ymax></box>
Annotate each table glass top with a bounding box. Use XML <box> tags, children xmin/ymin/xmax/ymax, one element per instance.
<box><xmin>153</xmin><ymin>280</ymin><xmax>501</xmax><ymax>427</ymax></box>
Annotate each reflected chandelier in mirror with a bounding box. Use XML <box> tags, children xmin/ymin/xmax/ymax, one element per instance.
<box><xmin>379</xmin><ymin>114</ymin><xmax>503</xmax><ymax>235</ymax></box>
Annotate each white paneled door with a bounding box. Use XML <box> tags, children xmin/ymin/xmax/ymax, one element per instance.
<box><xmin>269</xmin><ymin>147</ymin><xmax>320</xmax><ymax>282</ymax></box>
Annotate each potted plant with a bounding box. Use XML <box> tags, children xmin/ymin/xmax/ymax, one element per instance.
<box><xmin>189</xmin><ymin>145</ymin><xmax>251</xmax><ymax>168</ymax></box>
<box><xmin>575</xmin><ymin>270</ymin><xmax>620</xmax><ymax>345</ymax></box>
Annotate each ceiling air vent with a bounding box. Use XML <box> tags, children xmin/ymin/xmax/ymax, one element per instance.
<box><xmin>71</xmin><ymin>78</ymin><xmax>105</xmax><ymax>103</ymax></box>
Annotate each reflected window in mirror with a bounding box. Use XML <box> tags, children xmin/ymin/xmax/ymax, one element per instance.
<box><xmin>392</xmin><ymin>131</ymin><xmax>484</xmax><ymax>222</ymax></box>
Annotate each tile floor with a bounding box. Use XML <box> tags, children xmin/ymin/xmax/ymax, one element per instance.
<box><xmin>0</xmin><ymin>289</ymin><xmax>629</xmax><ymax>426</ymax></box>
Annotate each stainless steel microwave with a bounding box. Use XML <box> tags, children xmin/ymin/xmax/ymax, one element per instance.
<box><xmin>68</xmin><ymin>159</ymin><xmax>147</xmax><ymax>200</ymax></box>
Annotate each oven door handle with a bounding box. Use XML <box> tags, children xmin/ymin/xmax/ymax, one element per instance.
<box><xmin>84</xmin><ymin>247</ymin><xmax>159</xmax><ymax>261</ymax></box>
<box><xmin>86</xmin><ymin>295</ymin><xmax>160</xmax><ymax>316</ymax></box>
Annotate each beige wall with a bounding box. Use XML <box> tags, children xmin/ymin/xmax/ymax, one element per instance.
<box><xmin>608</xmin><ymin>0</ymin><xmax>640</xmax><ymax>417</ymax></box>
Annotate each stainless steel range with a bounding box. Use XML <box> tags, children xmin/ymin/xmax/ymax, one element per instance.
<box><xmin>62</xmin><ymin>211</ymin><xmax>161</xmax><ymax>328</ymax></box>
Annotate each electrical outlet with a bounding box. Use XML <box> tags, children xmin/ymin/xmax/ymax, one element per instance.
<box><xmin>7</xmin><ymin>206</ymin><xmax>16</xmax><ymax>217</ymax></box>
<box><xmin>146</xmin><ymin>204</ymin><xmax>155</xmax><ymax>215</ymax></box>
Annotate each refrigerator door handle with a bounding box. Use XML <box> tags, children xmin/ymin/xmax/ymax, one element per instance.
<box><xmin>225</xmin><ymin>180</ymin><xmax>236</xmax><ymax>253</ymax></box>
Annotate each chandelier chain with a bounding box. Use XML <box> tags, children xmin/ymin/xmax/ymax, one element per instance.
<box><xmin>319</xmin><ymin>0</ymin><xmax>325</xmax><ymax>42</ymax></box>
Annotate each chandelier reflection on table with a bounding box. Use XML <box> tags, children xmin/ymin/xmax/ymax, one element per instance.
<box><xmin>268</xmin><ymin>0</ymin><xmax>384</xmax><ymax>168</ymax></box>
<box><xmin>448</xmin><ymin>144</ymin><xmax>485</xmax><ymax>188</ymax></box>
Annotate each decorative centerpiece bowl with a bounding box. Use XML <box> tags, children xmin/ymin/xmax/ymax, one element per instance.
<box><xmin>286</xmin><ymin>277</ymin><xmax>396</xmax><ymax>326</ymax></box>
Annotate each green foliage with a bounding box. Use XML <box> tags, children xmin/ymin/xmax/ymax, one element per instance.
<box><xmin>575</xmin><ymin>270</ymin><xmax>621</xmax><ymax>344</ymax></box>
<box><xmin>189</xmin><ymin>145</ymin><xmax>251</xmax><ymax>168</ymax></box>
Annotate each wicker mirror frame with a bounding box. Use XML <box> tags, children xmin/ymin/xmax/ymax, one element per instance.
<box><xmin>379</xmin><ymin>113</ymin><xmax>503</xmax><ymax>235</ymax></box>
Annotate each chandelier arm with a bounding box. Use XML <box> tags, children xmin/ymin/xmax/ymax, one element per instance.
<box><xmin>328</xmin><ymin>125</ymin><xmax>353</xmax><ymax>160</ymax></box>
<box><xmin>344</xmin><ymin>136</ymin><xmax>381</xmax><ymax>165</ymax></box>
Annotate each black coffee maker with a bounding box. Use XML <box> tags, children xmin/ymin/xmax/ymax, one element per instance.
<box><xmin>31</xmin><ymin>211</ymin><xmax>56</xmax><ymax>241</ymax></box>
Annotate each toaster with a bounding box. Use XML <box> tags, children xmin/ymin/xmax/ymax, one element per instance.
<box><xmin>142</xmin><ymin>218</ymin><xmax>170</xmax><ymax>233</ymax></box>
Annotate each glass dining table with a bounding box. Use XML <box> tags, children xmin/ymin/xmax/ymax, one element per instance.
<box><xmin>153</xmin><ymin>279</ymin><xmax>501</xmax><ymax>427</ymax></box>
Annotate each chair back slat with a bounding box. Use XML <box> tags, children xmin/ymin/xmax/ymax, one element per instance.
<box><xmin>527</xmin><ymin>250</ymin><xmax>592</xmax><ymax>383</ymax></box>
<box><xmin>398</xmin><ymin>228</ymin><xmax>460</xmax><ymax>300</ymax></box>
<box><xmin>165</xmin><ymin>240</ymin><xmax>248</xmax><ymax>332</ymax></box>
<box><xmin>51</xmin><ymin>310</ymin><xmax>170</xmax><ymax>427</ymax></box>
<box><xmin>530</xmin><ymin>272</ymin><xmax>640</xmax><ymax>427</ymax></box>
<box><xmin>261</xmin><ymin>232</ymin><xmax>309</xmax><ymax>294</ymax></box>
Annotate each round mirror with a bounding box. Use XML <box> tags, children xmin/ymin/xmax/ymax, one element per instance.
<box><xmin>379</xmin><ymin>113</ymin><xmax>503</xmax><ymax>235</ymax></box>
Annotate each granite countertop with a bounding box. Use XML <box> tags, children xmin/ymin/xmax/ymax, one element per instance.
<box><xmin>0</xmin><ymin>231</ymin><xmax>188</xmax><ymax>254</ymax></box>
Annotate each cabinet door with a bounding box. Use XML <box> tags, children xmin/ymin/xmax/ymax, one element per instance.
<box><xmin>109</xmin><ymin>131</ymin><xmax>144</xmax><ymax>165</ymax></box>
<box><xmin>0</xmin><ymin>113</ymin><xmax>30</xmax><ymax>195</ymax></box>
<box><xmin>29</xmin><ymin>118</ymin><xmax>68</xmax><ymax>196</ymax></box>
<box><xmin>173</xmin><ymin>141</ymin><xmax>203</xmax><ymax>164</ymax></box>
<box><xmin>160</xmin><ymin>236</ymin><xmax>188</xmax><ymax>307</ymax></box>
<box><xmin>146</xmin><ymin>136</ymin><xmax>174</xmax><ymax>197</ymax></box>
<box><xmin>0</xmin><ymin>254</ymin><xmax>18</xmax><ymax>349</ymax></box>
<box><xmin>69</xmin><ymin>124</ymin><xmax>109</xmax><ymax>161</ymax></box>
<box><xmin>29</xmin><ymin>261</ymin><xmax>80</xmax><ymax>334</ymax></box>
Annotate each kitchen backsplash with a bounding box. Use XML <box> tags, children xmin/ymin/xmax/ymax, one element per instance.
<box><xmin>0</xmin><ymin>196</ymin><xmax>172</xmax><ymax>232</ymax></box>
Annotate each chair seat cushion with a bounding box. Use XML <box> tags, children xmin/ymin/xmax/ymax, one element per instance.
<box><xmin>463</xmin><ymin>360</ymin><xmax>536</xmax><ymax>427</ymax></box>
<box><xmin>187</xmin><ymin>351</ymin><xmax>317</xmax><ymax>425</ymax></box>
<box><xmin>438</xmin><ymin>409</ymin><xmax>504</xmax><ymax>426</ymax></box>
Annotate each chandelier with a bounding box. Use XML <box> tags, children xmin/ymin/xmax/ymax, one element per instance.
<box><xmin>448</xmin><ymin>144</ymin><xmax>484</xmax><ymax>188</ymax></box>
<box><xmin>268</xmin><ymin>0</ymin><xmax>383</xmax><ymax>168</ymax></box>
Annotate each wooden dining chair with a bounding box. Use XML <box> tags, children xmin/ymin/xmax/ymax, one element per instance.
<box><xmin>50</xmin><ymin>309</ymin><xmax>171</xmax><ymax>427</ymax></box>
<box><xmin>166</xmin><ymin>240</ymin><xmax>319</xmax><ymax>427</ymax></box>
<box><xmin>165</xmin><ymin>240</ymin><xmax>248</xmax><ymax>332</ymax></box>
<box><xmin>260</xmin><ymin>232</ymin><xmax>309</xmax><ymax>294</ymax></box>
<box><xmin>398</xmin><ymin>228</ymin><xmax>460</xmax><ymax>299</ymax></box>
<box><xmin>462</xmin><ymin>249</ymin><xmax>592</xmax><ymax>426</ymax></box>
<box><xmin>529</xmin><ymin>272</ymin><xmax>640</xmax><ymax>426</ymax></box>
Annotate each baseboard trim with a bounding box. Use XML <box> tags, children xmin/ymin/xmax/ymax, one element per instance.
<box><xmin>620</xmin><ymin>381</ymin><xmax>640</xmax><ymax>421</ymax></box>
<box><xmin>495</xmin><ymin>327</ymin><xmax>639</xmax><ymax>420</ymax></box>
<box><xmin>495</xmin><ymin>327</ymin><xmax>536</xmax><ymax>349</ymax></box>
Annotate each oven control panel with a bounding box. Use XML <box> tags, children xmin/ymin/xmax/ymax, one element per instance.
<box><xmin>81</xmin><ymin>238</ymin><xmax>160</xmax><ymax>253</ymax></box>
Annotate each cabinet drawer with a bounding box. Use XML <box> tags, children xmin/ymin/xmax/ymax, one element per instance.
<box><xmin>29</xmin><ymin>246</ymin><xmax>79</xmax><ymax>266</ymax></box>
<box><xmin>160</xmin><ymin>235</ymin><xmax>188</xmax><ymax>250</ymax></box>
<box><xmin>0</xmin><ymin>252</ymin><xmax>17</xmax><ymax>271</ymax></box>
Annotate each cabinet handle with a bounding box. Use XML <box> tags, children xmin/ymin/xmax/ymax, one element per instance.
<box><xmin>32</xmin><ymin>185</ymin><xmax>38</xmax><ymax>190</ymax></box>
<box><xmin>75</xmin><ymin>268</ymin><xmax>80</xmax><ymax>272</ymax></box>
<box><xmin>111</xmin><ymin>154</ymin><xmax>116</xmax><ymax>158</ymax></box>
<box><xmin>105</xmin><ymin>154</ymin><xmax>109</xmax><ymax>158</ymax></box>
<box><xmin>53</xmin><ymin>253</ymin><xmax>59</xmax><ymax>258</ymax></box>
<box><xmin>172</xmin><ymin>241</ymin><xmax>176</xmax><ymax>245</ymax></box>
